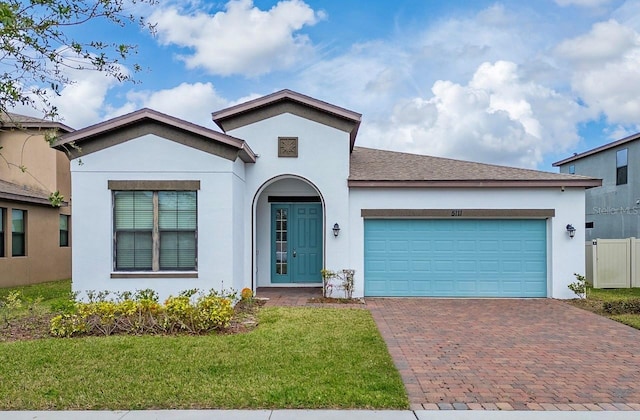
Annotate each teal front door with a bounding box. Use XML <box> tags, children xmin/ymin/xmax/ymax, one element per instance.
<box><xmin>271</xmin><ymin>203</ymin><xmax>322</xmax><ymax>283</ymax></box>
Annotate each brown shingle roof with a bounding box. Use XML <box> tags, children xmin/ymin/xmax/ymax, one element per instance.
<box><xmin>349</xmin><ymin>147</ymin><xmax>601</xmax><ymax>188</ymax></box>
<box><xmin>1</xmin><ymin>112</ymin><xmax>74</xmax><ymax>132</ymax></box>
<box><xmin>0</xmin><ymin>180</ymin><xmax>54</xmax><ymax>206</ymax></box>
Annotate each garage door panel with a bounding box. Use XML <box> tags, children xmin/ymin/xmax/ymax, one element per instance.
<box><xmin>479</xmin><ymin>240</ymin><xmax>500</xmax><ymax>251</ymax></box>
<box><xmin>389</xmin><ymin>260</ymin><xmax>410</xmax><ymax>271</ymax></box>
<box><xmin>457</xmin><ymin>240</ymin><xmax>476</xmax><ymax>251</ymax></box>
<box><xmin>435</xmin><ymin>240</ymin><xmax>454</xmax><ymax>251</ymax></box>
<box><xmin>479</xmin><ymin>260</ymin><xmax>499</xmax><ymax>273</ymax></box>
<box><xmin>458</xmin><ymin>260</ymin><xmax>477</xmax><ymax>272</ymax></box>
<box><xmin>434</xmin><ymin>260</ymin><xmax>455</xmax><ymax>271</ymax></box>
<box><xmin>364</xmin><ymin>219</ymin><xmax>547</xmax><ymax>297</ymax></box>
<box><xmin>411</xmin><ymin>260</ymin><xmax>431</xmax><ymax>271</ymax></box>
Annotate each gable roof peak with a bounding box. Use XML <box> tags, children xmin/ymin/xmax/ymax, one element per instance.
<box><xmin>211</xmin><ymin>89</ymin><xmax>361</xmax><ymax>150</ymax></box>
<box><xmin>52</xmin><ymin>107</ymin><xmax>256</xmax><ymax>163</ymax></box>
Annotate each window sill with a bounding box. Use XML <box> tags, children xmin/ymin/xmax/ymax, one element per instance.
<box><xmin>110</xmin><ymin>272</ymin><xmax>198</xmax><ymax>279</ymax></box>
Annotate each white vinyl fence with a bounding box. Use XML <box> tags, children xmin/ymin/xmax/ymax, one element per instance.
<box><xmin>586</xmin><ymin>238</ymin><xmax>640</xmax><ymax>288</ymax></box>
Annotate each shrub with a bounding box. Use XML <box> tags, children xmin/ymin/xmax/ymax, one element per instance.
<box><xmin>321</xmin><ymin>269</ymin><xmax>356</xmax><ymax>299</ymax></box>
<box><xmin>568</xmin><ymin>273</ymin><xmax>587</xmax><ymax>299</ymax></box>
<box><xmin>241</xmin><ymin>287</ymin><xmax>253</xmax><ymax>300</ymax></box>
<box><xmin>49</xmin><ymin>288</ymin><xmax>235</xmax><ymax>338</ymax></box>
<box><xmin>50</xmin><ymin>314</ymin><xmax>88</xmax><ymax>338</ymax></box>
<box><xmin>602</xmin><ymin>299</ymin><xmax>640</xmax><ymax>315</ymax></box>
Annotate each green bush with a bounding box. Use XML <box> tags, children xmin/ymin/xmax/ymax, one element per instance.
<box><xmin>50</xmin><ymin>289</ymin><xmax>235</xmax><ymax>338</ymax></box>
<box><xmin>602</xmin><ymin>298</ymin><xmax>640</xmax><ymax>315</ymax></box>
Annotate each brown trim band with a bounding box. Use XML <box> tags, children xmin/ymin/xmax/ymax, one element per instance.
<box><xmin>110</xmin><ymin>272</ymin><xmax>198</xmax><ymax>279</ymax></box>
<box><xmin>0</xmin><ymin>192</ymin><xmax>69</xmax><ymax>207</ymax></box>
<box><xmin>108</xmin><ymin>180</ymin><xmax>201</xmax><ymax>191</ymax></box>
<box><xmin>348</xmin><ymin>180</ymin><xmax>602</xmax><ymax>188</ymax></box>
<box><xmin>361</xmin><ymin>209</ymin><xmax>556</xmax><ymax>218</ymax></box>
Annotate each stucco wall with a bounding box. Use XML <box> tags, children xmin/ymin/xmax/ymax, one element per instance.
<box><xmin>348</xmin><ymin>187</ymin><xmax>586</xmax><ymax>299</ymax></box>
<box><xmin>0</xmin><ymin>128</ymin><xmax>72</xmax><ymax>287</ymax></box>
<box><xmin>227</xmin><ymin>113</ymin><xmax>351</xmax><ymax>288</ymax></box>
<box><xmin>69</xmin><ymin>134</ymin><xmax>245</xmax><ymax>300</ymax></box>
<box><xmin>559</xmin><ymin>142</ymin><xmax>640</xmax><ymax>240</ymax></box>
<box><xmin>0</xmin><ymin>130</ymin><xmax>63</xmax><ymax>194</ymax></box>
<box><xmin>0</xmin><ymin>200</ymin><xmax>71</xmax><ymax>287</ymax></box>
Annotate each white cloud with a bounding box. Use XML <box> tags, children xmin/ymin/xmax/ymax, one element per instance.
<box><xmin>294</xmin><ymin>41</ymin><xmax>412</xmax><ymax>113</ymax></box>
<box><xmin>106</xmin><ymin>82</ymin><xmax>229</xmax><ymax>127</ymax></box>
<box><xmin>556</xmin><ymin>19</ymin><xmax>640</xmax><ymax>124</ymax></box>
<box><xmin>359</xmin><ymin>61</ymin><xmax>582</xmax><ymax>169</ymax></box>
<box><xmin>5</xmin><ymin>47</ymin><xmax>130</xmax><ymax>128</ymax></box>
<box><xmin>555</xmin><ymin>19</ymin><xmax>637</xmax><ymax>66</ymax></box>
<box><xmin>151</xmin><ymin>0</ymin><xmax>323</xmax><ymax>76</ymax></box>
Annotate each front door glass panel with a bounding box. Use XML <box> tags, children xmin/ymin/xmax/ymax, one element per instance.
<box><xmin>275</xmin><ymin>208</ymin><xmax>288</xmax><ymax>275</ymax></box>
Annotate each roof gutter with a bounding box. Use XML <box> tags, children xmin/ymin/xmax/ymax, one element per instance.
<box><xmin>347</xmin><ymin>179</ymin><xmax>603</xmax><ymax>188</ymax></box>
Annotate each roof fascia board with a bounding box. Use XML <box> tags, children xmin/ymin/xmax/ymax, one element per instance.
<box><xmin>53</xmin><ymin>109</ymin><xmax>256</xmax><ymax>163</ymax></box>
<box><xmin>212</xmin><ymin>89</ymin><xmax>361</xmax><ymax>151</ymax></box>
<box><xmin>347</xmin><ymin>179</ymin><xmax>603</xmax><ymax>188</ymax></box>
<box><xmin>212</xmin><ymin>89</ymin><xmax>361</xmax><ymax>124</ymax></box>
<box><xmin>0</xmin><ymin>192</ymin><xmax>68</xmax><ymax>207</ymax></box>
<box><xmin>553</xmin><ymin>133</ymin><xmax>640</xmax><ymax>166</ymax></box>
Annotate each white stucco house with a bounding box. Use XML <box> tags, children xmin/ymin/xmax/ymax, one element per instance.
<box><xmin>54</xmin><ymin>89</ymin><xmax>601</xmax><ymax>300</ymax></box>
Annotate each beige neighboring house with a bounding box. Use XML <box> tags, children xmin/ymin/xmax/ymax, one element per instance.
<box><xmin>0</xmin><ymin>113</ymin><xmax>73</xmax><ymax>287</ymax></box>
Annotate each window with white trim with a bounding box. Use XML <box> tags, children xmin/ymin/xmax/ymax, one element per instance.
<box><xmin>113</xmin><ymin>190</ymin><xmax>197</xmax><ymax>271</ymax></box>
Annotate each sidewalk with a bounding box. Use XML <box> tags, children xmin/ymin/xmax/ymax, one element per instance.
<box><xmin>2</xmin><ymin>410</ymin><xmax>640</xmax><ymax>420</ymax></box>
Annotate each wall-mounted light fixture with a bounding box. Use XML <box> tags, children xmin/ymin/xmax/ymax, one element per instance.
<box><xmin>566</xmin><ymin>224</ymin><xmax>576</xmax><ymax>239</ymax></box>
<box><xmin>333</xmin><ymin>223</ymin><xmax>341</xmax><ymax>237</ymax></box>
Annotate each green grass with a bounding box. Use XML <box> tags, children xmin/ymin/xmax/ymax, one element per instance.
<box><xmin>0</xmin><ymin>279</ymin><xmax>71</xmax><ymax>309</ymax></box>
<box><xmin>610</xmin><ymin>314</ymin><xmax>640</xmax><ymax>329</ymax></box>
<box><xmin>0</xmin><ymin>306</ymin><xmax>408</xmax><ymax>410</ymax></box>
<box><xmin>587</xmin><ymin>286</ymin><xmax>640</xmax><ymax>302</ymax></box>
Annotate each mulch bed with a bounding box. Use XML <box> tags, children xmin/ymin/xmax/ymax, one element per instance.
<box><xmin>0</xmin><ymin>313</ymin><xmax>54</xmax><ymax>342</ymax></box>
<box><xmin>0</xmin><ymin>299</ymin><xmax>265</xmax><ymax>343</ymax></box>
<box><xmin>564</xmin><ymin>298</ymin><xmax>607</xmax><ymax>315</ymax></box>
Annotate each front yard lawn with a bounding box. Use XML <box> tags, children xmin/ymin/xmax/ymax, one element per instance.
<box><xmin>587</xmin><ymin>287</ymin><xmax>640</xmax><ymax>302</ymax></box>
<box><xmin>568</xmin><ymin>286</ymin><xmax>640</xmax><ymax>330</ymax></box>
<box><xmin>0</xmin><ymin>303</ymin><xmax>407</xmax><ymax>410</ymax></box>
<box><xmin>610</xmin><ymin>314</ymin><xmax>640</xmax><ymax>329</ymax></box>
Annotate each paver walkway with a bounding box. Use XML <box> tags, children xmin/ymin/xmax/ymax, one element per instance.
<box><xmin>367</xmin><ymin>298</ymin><xmax>640</xmax><ymax>411</ymax></box>
<box><xmin>256</xmin><ymin>287</ymin><xmax>322</xmax><ymax>306</ymax></box>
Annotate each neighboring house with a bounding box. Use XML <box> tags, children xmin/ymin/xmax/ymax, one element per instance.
<box><xmin>0</xmin><ymin>113</ymin><xmax>73</xmax><ymax>287</ymax></box>
<box><xmin>53</xmin><ymin>90</ymin><xmax>600</xmax><ymax>300</ymax></box>
<box><xmin>554</xmin><ymin>133</ymin><xmax>640</xmax><ymax>241</ymax></box>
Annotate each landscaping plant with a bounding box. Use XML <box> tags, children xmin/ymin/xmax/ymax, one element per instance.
<box><xmin>320</xmin><ymin>269</ymin><xmax>356</xmax><ymax>299</ymax></box>
<box><xmin>50</xmin><ymin>288</ymin><xmax>235</xmax><ymax>337</ymax></box>
<box><xmin>568</xmin><ymin>273</ymin><xmax>588</xmax><ymax>299</ymax></box>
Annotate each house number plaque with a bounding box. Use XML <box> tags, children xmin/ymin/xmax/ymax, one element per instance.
<box><xmin>451</xmin><ymin>210</ymin><xmax>463</xmax><ymax>217</ymax></box>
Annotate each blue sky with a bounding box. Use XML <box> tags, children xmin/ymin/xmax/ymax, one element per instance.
<box><xmin>17</xmin><ymin>0</ymin><xmax>640</xmax><ymax>170</ymax></box>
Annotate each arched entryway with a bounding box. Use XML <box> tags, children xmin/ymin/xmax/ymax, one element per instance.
<box><xmin>252</xmin><ymin>175</ymin><xmax>326</xmax><ymax>288</ymax></box>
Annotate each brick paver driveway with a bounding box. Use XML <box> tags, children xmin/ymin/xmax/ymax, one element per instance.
<box><xmin>368</xmin><ymin>298</ymin><xmax>640</xmax><ymax>411</ymax></box>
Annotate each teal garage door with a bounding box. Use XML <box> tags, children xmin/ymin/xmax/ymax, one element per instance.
<box><xmin>364</xmin><ymin>219</ymin><xmax>547</xmax><ymax>297</ymax></box>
